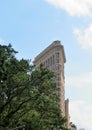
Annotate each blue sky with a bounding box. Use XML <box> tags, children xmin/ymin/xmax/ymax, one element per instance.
<box><xmin>0</xmin><ymin>0</ymin><xmax>92</xmax><ymax>130</ymax></box>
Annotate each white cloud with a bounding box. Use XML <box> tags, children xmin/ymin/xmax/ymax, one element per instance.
<box><xmin>66</xmin><ymin>72</ymin><xmax>92</xmax><ymax>88</ymax></box>
<box><xmin>73</xmin><ymin>24</ymin><xmax>92</xmax><ymax>49</ymax></box>
<box><xmin>70</xmin><ymin>100</ymin><xmax>92</xmax><ymax>130</ymax></box>
<box><xmin>45</xmin><ymin>0</ymin><xmax>92</xmax><ymax>17</ymax></box>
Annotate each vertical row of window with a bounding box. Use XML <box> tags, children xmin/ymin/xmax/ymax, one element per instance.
<box><xmin>42</xmin><ymin>52</ymin><xmax>59</xmax><ymax>67</ymax></box>
<box><xmin>43</xmin><ymin>55</ymin><xmax>55</xmax><ymax>68</ymax></box>
<box><xmin>56</xmin><ymin>52</ymin><xmax>59</xmax><ymax>63</ymax></box>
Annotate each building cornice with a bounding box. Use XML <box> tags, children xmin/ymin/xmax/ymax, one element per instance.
<box><xmin>34</xmin><ymin>40</ymin><xmax>66</xmax><ymax>63</ymax></box>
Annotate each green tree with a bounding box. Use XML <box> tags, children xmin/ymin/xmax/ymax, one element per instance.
<box><xmin>23</xmin><ymin>65</ymin><xmax>68</xmax><ymax>130</ymax></box>
<box><xmin>0</xmin><ymin>44</ymin><xmax>34</xmax><ymax>129</ymax></box>
<box><xmin>0</xmin><ymin>44</ymin><xmax>68</xmax><ymax>130</ymax></box>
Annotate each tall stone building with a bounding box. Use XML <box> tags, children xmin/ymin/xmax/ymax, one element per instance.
<box><xmin>33</xmin><ymin>40</ymin><xmax>69</xmax><ymax>126</ymax></box>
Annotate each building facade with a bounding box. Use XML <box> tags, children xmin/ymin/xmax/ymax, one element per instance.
<box><xmin>33</xmin><ymin>40</ymin><xmax>69</xmax><ymax>126</ymax></box>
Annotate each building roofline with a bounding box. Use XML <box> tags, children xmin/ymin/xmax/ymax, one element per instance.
<box><xmin>34</xmin><ymin>40</ymin><xmax>66</xmax><ymax>63</ymax></box>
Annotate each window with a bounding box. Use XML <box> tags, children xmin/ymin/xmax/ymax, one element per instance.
<box><xmin>56</xmin><ymin>52</ymin><xmax>59</xmax><ymax>63</ymax></box>
<box><xmin>52</xmin><ymin>55</ymin><xmax>54</xmax><ymax>64</ymax></box>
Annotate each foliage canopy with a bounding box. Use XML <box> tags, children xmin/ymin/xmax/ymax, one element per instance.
<box><xmin>0</xmin><ymin>44</ymin><xmax>68</xmax><ymax>130</ymax></box>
